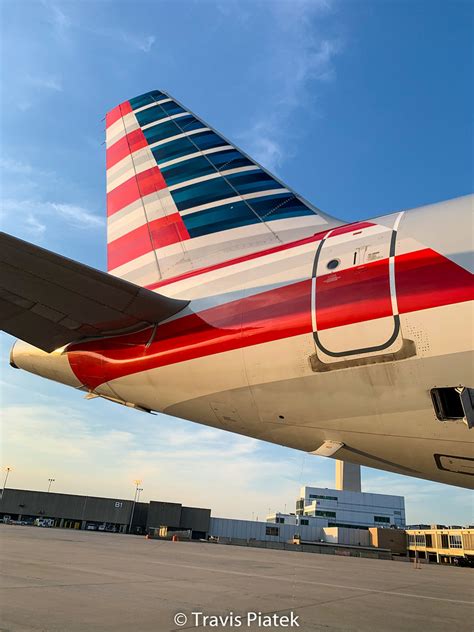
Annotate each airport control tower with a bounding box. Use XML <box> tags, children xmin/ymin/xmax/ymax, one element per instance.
<box><xmin>275</xmin><ymin>461</ymin><xmax>406</xmax><ymax>529</ymax></box>
<box><xmin>335</xmin><ymin>460</ymin><xmax>361</xmax><ymax>493</ymax></box>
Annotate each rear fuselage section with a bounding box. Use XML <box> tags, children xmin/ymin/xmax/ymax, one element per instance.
<box><xmin>12</xmin><ymin>196</ymin><xmax>474</xmax><ymax>488</ymax></box>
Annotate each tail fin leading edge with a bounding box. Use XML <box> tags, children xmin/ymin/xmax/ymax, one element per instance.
<box><xmin>105</xmin><ymin>90</ymin><xmax>339</xmax><ymax>286</ymax></box>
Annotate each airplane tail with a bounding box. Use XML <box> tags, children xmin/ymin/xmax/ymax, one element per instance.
<box><xmin>105</xmin><ymin>90</ymin><xmax>340</xmax><ymax>287</ymax></box>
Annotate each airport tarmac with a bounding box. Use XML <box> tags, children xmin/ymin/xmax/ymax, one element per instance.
<box><xmin>0</xmin><ymin>525</ymin><xmax>473</xmax><ymax>632</ymax></box>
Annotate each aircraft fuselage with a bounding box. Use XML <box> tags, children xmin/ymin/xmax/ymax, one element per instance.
<box><xmin>11</xmin><ymin>195</ymin><xmax>474</xmax><ymax>488</ymax></box>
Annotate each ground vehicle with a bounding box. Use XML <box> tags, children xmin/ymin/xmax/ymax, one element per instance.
<box><xmin>34</xmin><ymin>518</ymin><xmax>54</xmax><ymax>528</ymax></box>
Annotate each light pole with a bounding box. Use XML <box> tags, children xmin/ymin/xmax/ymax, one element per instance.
<box><xmin>47</xmin><ymin>478</ymin><xmax>55</xmax><ymax>492</ymax></box>
<box><xmin>2</xmin><ymin>467</ymin><xmax>12</xmax><ymax>497</ymax></box>
<box><xmin>128</xmin><ymin>480</ymin><xmax>142</xmax><ymax>534</ymax></box>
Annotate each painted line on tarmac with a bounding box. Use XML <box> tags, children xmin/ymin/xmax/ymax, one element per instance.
<box><xmin>151</xmin><ymin>560</ymin><xmax>474</xmax><ymax>606</ymax></box>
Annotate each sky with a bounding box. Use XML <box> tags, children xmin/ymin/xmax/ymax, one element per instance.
<box><xmin>0</xmin><ymin>0</ymin><xmax>473</xmax><ymax>525</ymax></box>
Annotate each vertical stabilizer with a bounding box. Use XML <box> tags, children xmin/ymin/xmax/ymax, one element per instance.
<box><xmin>105</xmin><ymin>90</ymin><xmax>340</xmax><ymax>286</ymax></box>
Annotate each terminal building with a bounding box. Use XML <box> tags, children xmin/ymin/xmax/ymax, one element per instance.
<box><xmin>294</xmin><ymin>484</ymin><xmax>405</xmax><ymax>528</ymax></box>
<box><xmin>0</xmin><ymin>488</ymin><xmax>210</xmax><ymax>539</ymax></box>
<box><xmin>267</xmin><ymin>462</ymin><xmax>406</xmax><ymax>530</ymax></box>
<box><xmin>406</xmin><ymin>526</ymin><xmax>474</xmax><ymax>564</ymax></box>
<box><xmin>1</xmin><ymin>462</ymin><xmax>471</xmax><ymax>565</ymax></box>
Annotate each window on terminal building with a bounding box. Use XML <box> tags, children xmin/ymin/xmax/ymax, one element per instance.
<box><xmin>315</xmin><ymin>510</ymin><xmax>336</xmax><ymax>518</ymax></box>
<box><xmin>441</xmin><ymin>534</ymin><xmax>449</xmax><ymax>549</ymax></box>
<box><xmin>300</xmin><ymin>519</ymin><xmax>309</xmax><ymax>526</ymax></box>
<box><xmin>309</xmin><ymin>494</ymin><xmax>338</xmax><ymax>501</ymax></box>
<box><xmin>415</xmin><ymin>534</ymin><xmax>425</xmax><ymax>545</ymax></box>
<box><xmin>266</xmin><ymin>526</ymin><xmax>279</xmax><ymax>536</ymax></box>
<box><xmin>425</xmin><ymin>534</ymin><xmax>433</xmax><ymax>548</ymax></box>
<box><xmin>374</xmin><ymin>516</ymin><xmax>390</xmax><ymax>524</ymax></box>
<box><xmin>275</xmin><ymin>517</ymin><xmax>285</xmax><ymax>524</ymax></box>
<box><xmin>449</xmin><ymin>535</ymin><xmax>462</xmax><ymax>548</ymax></box>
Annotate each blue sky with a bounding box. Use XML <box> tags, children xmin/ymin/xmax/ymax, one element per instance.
<box><xmin>1</xmin><ymin>0</ymin><xmax>472</xmax><ymax>523</ymax></box>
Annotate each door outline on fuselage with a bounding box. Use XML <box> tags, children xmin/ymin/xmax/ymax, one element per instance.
<box><xmin>311</xmin><ymin>212</ymin><xmax>404</xmax><ymax>358</ymax></box>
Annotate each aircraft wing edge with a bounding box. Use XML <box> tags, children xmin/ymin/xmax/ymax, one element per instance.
<box><xmin>0</xmin><ymin>231</ymin><xmax>189</xmax><ymax>353</ymax></box>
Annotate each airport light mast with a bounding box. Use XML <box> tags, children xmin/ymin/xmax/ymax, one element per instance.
<box><xmin>47</xmin><ymin>478</ymin><xmax>55</xmax><ymax>493</ymax></box>
<box><xmin>128</xmin><ymin>479</ymin><xmax>143</xmax><ymax>534</ymax></box>
<box><xmin>2</xmin><ymin>467</ymin><xmax>12</xmax><ymax>496</ymax></box>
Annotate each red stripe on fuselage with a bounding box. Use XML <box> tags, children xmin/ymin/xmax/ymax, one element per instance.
<box><xmin>108</xmin><ymin>214</ymin><xmax>190</xmax><ymax>269</ymax></box>
<box><xmin>317</xmin><ymin>258</ymin><xmax>392</xmax><ymax>330</ymax></box>
<box><xmin>396</xmin><ymin>248</ymin><xmax>473</xmax><ymax>313</ymax></box>
<box><xmin>67</xmin><ymin>248</ymin><xmax>473</xmax><ymax>390</ymax></box>
<box><xmin>68</xmin><ymin>279</ymin><xmax>311</xmax><ymax>390</ymax></box>
<box><xmin>107</xmin><ymin>166</ymin><xmax>167</xmax><ymax>216</ymax></box>
<box><xmin>329</xmin><ymin>221</ymin><xmax>374</xmax><ymax>237</ymax></box>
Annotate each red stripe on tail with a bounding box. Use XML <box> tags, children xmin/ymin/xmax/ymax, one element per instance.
<box><xmin>106</xmin><ymin>101</ymin><xmax>133</xmax><ymax>128</ymax></box>
<box><xmin>108</xmin><ymin>214</ymin><xmax>190</xmax><ymax>270</ymax></box>
<box><xmin>107</xmin><ymin>166</ymin><xmax>167</xmax><ymax>216</ymax></box>
<box><xmin>106</xmin><ymin>129</ymin><xmax>148</xmax><ymax>170</ymax></box>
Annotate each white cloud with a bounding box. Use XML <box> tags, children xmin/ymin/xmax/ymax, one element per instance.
<box><xmin>24</xmin><ymin>213</ymin><xmax>47</xmax><ymax>237</ymax></box>
<box><xmin>88</xmin><ymin>25</ymin><xmax>156</xmax><ymax>53</ymax></box>
<box><xmin>0</xmin><ymin>158</ymin><xmax>56</xmax><ymax>180</ymax></box>
<box><xmin>1</xmin><ymin>198</ymin><xmax>103</xmax><ymax>237</ymax></box>
<box><xmin>49</xmin><ymin>202</ymin><xmax>104</xmax><ymax>228</ymax></box>
<box><xmin>42</xmin><ymin>0</ymin><xmax>72</xmax><ymax>35</ymax></box>
<box><xmin>26</xmin><ymin>74</ymin><xmax>63</xmax><ymax>92</ymax></box>
<box><xmin>2</xmin><ymin>405</ymin><xmax>134</xmax><ymax>460</ymax></box>
<box><xmin>134</xmin><ymin>34</ymin><xmax>156</xmax><ymax>53</ymax></box>
<box><xmin>363</xmin><ymin>472</ymin><xmax>474</xmax><ymax>525</ymax></box>
<box><xmin>1</xmin><ymin>158</ymin><xmax>55</xmax><ymax>199</ymax></box>
<box><xmin>240</xmin><ymin>120</ymin><xmax>285</xmax><ymax>173</ymax></box>
<box><xmin>238</xmin><ymin>1</ymin><xmax>342</xmax><ymax>174</ymax></box>
<box><xmin>2</xmin><ymin>395</ymin><xmax>472</xmax><ymax>524</ymax></box>
<box><xmin>50</xmin><ymin>4</ymin><xmax>71</xmax><ymax>32</ymax></box>
<box><xmin>40</xmin><ymin>1</ymin><xmax>154</xmax><ymax>54</ymax></box>
<box><xmin>0</xmin><ymin>158</ymin><xmax>35</xmax><ymax>175</ymax></box>
<box><xmin>272</xmin><ymin>2</ymin><xmax>341</xmax><ymax>95</ymax></box>
<box><xmin>117</xmin><ymin>30</ymin><xmax>156</xmax><ymax>53</ymax></box>
<box><xmin>0</xmin><ymin>157</ymin><xmax>103</xmax><ymax>237</ymax></box>
<box><xmin>1</xmin><ymin>402</ymin><xmax>302</xmax><ymax>518</ymax></box>
<box><xmin>216</xmin><ymin>0</ymin><xmax>251</xmax><ymax>24</ymax></box>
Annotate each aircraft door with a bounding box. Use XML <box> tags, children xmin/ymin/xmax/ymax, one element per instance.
<box><xmin>311</xmin><ymin>214</ymin><xmax>404</xmax><ymax>363</ymax></box>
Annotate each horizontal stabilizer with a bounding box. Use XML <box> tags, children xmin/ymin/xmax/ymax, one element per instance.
<box><xmin>0</xmin><ymin>232</ymin><xmax>188</xmax><ymax>352</ymax></box>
